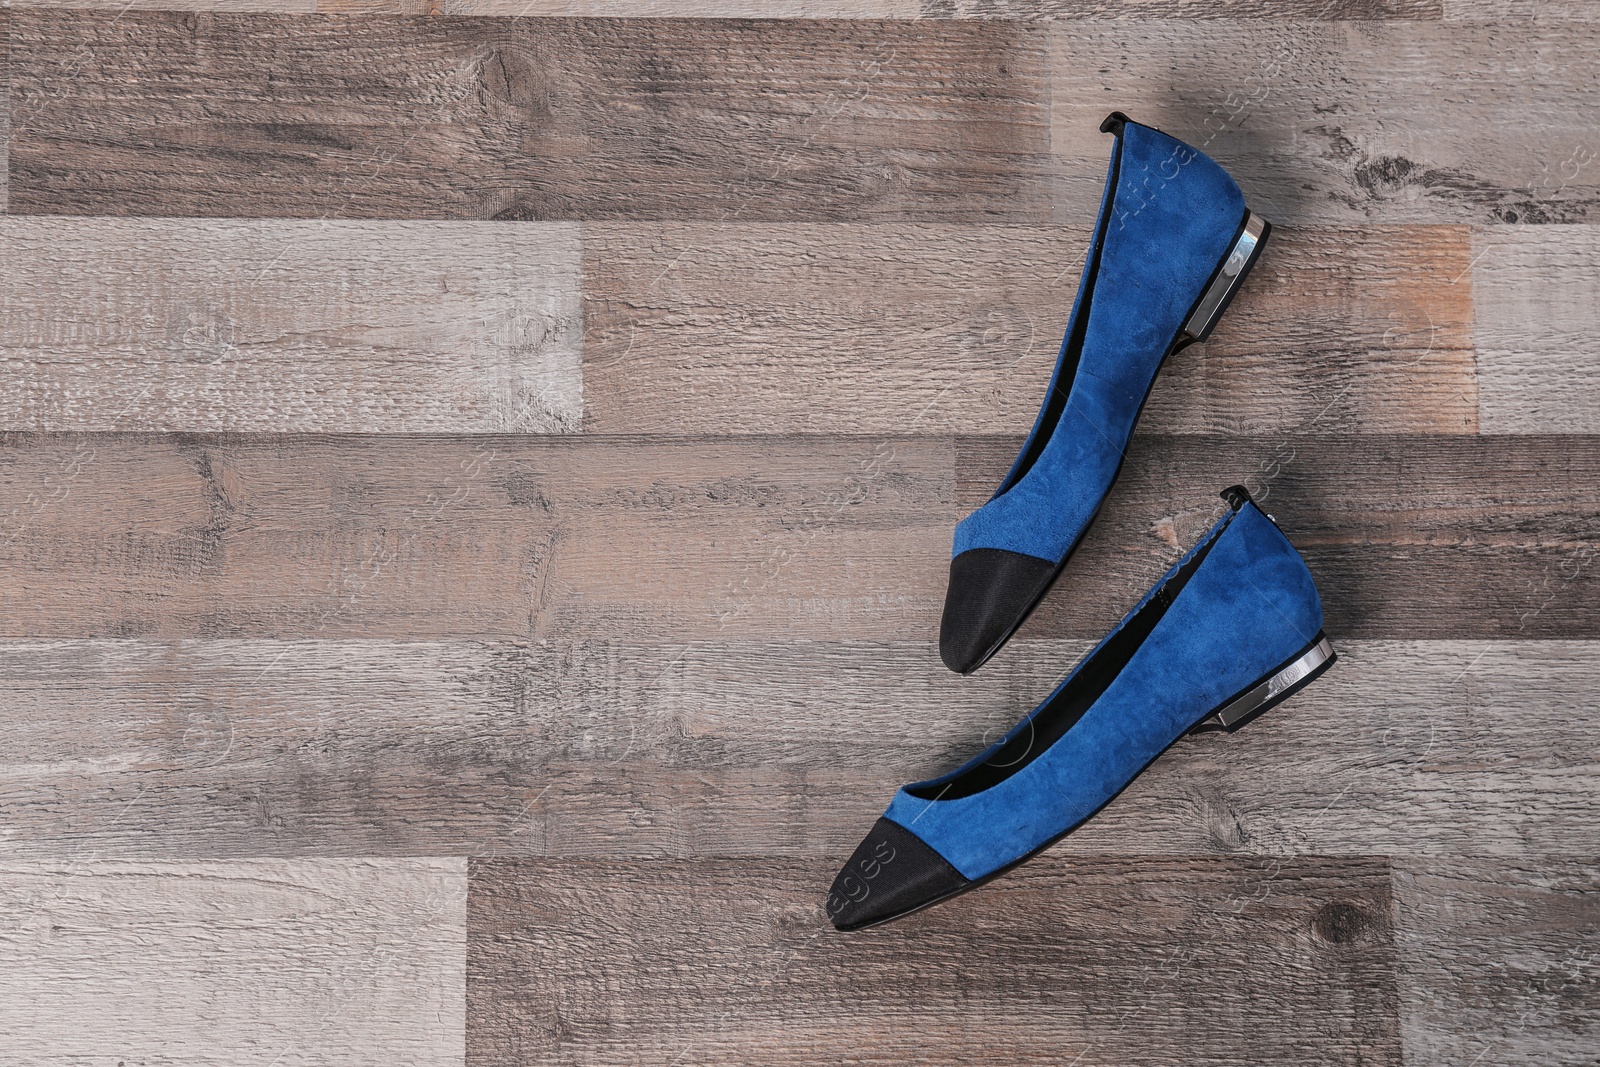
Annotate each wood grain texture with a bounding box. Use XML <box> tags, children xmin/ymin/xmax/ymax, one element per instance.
<box><xmin>958</xmin><ymin>433</ymin><xmax>1600</xmax><ymax>640</ymax></box>
<box><xmin>452</xmin><ymin>0</ymin><xmax>917</xmax><ymax>13</ymax></box>
<box><xmin>1</xmin><ymin>9</ymin><xmax>9</xmax><ymax>215</ymax></box>
<box><xmin>13</xmin><ymin>0</ymin><xmax>910</xmax><ymax>10</ymax></box>
<box><xmin>1</xmin><ymin>638</ymin><xmax>1593</xmax><ymax>860</ymax></box>
<box><xmin>468</xmin><ymin>855</ymin><xmax>1400</xmax><ymax>1066</ymax></box>
<box><xmin>0</xmin><ymin>433</ymin><xmax>954</xmax><ymax>641</ymax></box>
<box><xmin>0</xmin><ymin>858</ymin><xmax>466</xmax><ymax>1065</ymax></box>
<box><xmin>1445</xmin><ymin>0</ymin><xmax>1600</xmax><ymax>18</ymax></box>
<box><xmin>7</xmin><ymin>13</ymin><xmax>1053</xmax><ymax>222</ymax></box>
<box><xmin>1052</xmin><ymin>21</ymin><xmax>1600</xmax><ymax>225</ymax></box>
<box><xmin>583</xmin><ymin>221</ymin><xmax>1475</xmax><ymax>435</ymax></box>
<box><xmin>1396</xmin><ymin>859</ymin><xmax>1600</xmax><ymax>1067</ymax></box>
<box><xmin>0</xmin><ymin>433</ymin><xmax>1595</xmax><ymax>643</ymax></box>
<box><xmin>927</xmin><ymin>0</ymin><xmax>1438</xmax><ymax>15</ymax></box>
<box><xmin>14</xmin><ymin>0</ymin><xmax>320</xmax><ymax>10</ymax></box>
<box><xmin>0</xmin><ymin>218</ymin><xmax>582</xmax><ymax>433</ymax></box>
<box><xmin>0</xmin><ymin>0</ymin><xmax>1442</xmax><ymax>16</ymax></box>
<box><xmin>1471</xmin><ymin>225</ymin><xmax>1600</xmax><ymax>433</ymax></box>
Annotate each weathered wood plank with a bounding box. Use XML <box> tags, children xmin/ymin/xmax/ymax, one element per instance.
<box><xmin>15</xmin><ymin>0</ymin><xmax>319</xmax><ymax>10</ymax></box>
<box><xmin>1396</xmin><ymin>859</ymin><xmax>1600</xmax><ymax>1067</ymax></box>
<box><xmin>0</xmin><ymin>0</ymin><xmax>1447</xmax><ymax>13</ymax></box>
<box><xmin>583</xmin><ymin>222</ymin><xmax>1475</xmax><ymax>435</ymax></box>
<box><xmin>1052</xmin><ymin>21</ymin><xmax>1600</xmax><ymax>225</ymax></box>
<box><xmin>468</xmin><ymin>855</ymin><xmax>1400</xmax><ymax>1066</ymax></box>
<box><xmin>1471</xmin><ymin>225</ymin><xmax>1600</xmax><ymax>433</ymax></box>
<box><xmin>0</xmin><ymin>0</ymin><xmax>1442</xmax><ymax>16</ymax></box>
<box><xmin>0</xmin><ymin>433</ymin><xmax>955</xmax><ymax>641</ymax></box>
<box><xmin>452</xmin><ymin>0</ymin><xmax>917</xmax><ymax>13</ymax></box>
<box><xmin>1445</xmin><ymin>0</ymin><xmax>1600</xmax><ymax>18</ymax></box>
<box><xmin>0</xmin><ymin>858</ymin><xmax>465</xmax><ymax>1065</ymax></box>
<box><xmin>958</xmin><ymin>433</ymin><xmax>1600</xmax><ymax>640</ymax></box>
<box><xmin>0</xmin><ymin>638</ymin><xmax>1593</xmax><ymax>860</ymax></box>
<box><xmin>0</xmin><ymin>434</ymin><xmax>1594</xmax><ymax>642</ymax></box>
<box><xmin>1</xmin><ymin>9</ymin><xmax>9</xmax><ymax>215</ymax></box>
<box><xmin>13</xmin><ymin>0</ymin><xmax>909</xmax><ymax>11</ymax></box>
<box><xmin>929</xmin><ymin>0</ymin><xmax>1438</xmax><ymax>14</ymax></box>
<box><xmin>7</xmin><ymin>13</ymin><xmax>1053</xmax><ymax>222</ymax></box>
<box><xmin>0</xmin><ymin>218</ymin><xmax>582</xmax><ymax>433</ymax></box>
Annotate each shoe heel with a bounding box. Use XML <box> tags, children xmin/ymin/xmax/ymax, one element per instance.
<box><xmin>1179</xmin><ymin>211</ymin><xmax>1270</xmax><ymax>345</ymax></box>
<box><xmin>1189</xmin><ymin>632</ymin><xmax>1335</xmax><ymax>734</ymax></box>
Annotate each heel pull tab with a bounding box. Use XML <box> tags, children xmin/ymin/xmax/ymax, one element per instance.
<box><xmin>1221</xmin><ymin>485</ymin><xmax>1254</xmax><ymax>511</ymax></box>
<box><xmin>1100</xmin><ymin>111</ymin><xmax>1131</xmax><ymax>136</ymax></box>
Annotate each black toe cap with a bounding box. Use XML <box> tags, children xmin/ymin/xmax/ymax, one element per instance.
<box><xmin>826</xmin><ymin>818</ymin><xmax>969</xmax><ymax>931</ymax></box>
<box><xmin>939</xmin><ymin>548</ymin><xmax>1057</xmax><ymax>674</ymax></box>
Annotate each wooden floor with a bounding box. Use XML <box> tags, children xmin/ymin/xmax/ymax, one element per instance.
<box><xmin>1</xmin><ymin>3</ymin><xmax>1598</xmax><ymax>1064</ymax></box>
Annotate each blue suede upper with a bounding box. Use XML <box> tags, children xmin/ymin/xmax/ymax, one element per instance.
<box><xmin>954</xmin><ymin>121</ymin><xmax>1247</xmax><ymax>562</ymax></box>
<box><xmin>888</xmin><ymin>502</ymin><xmax>1323</xmax><ymax>880</ymax></box>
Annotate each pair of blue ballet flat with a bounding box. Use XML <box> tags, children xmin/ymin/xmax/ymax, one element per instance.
<box><xmin>827</xmin><ymin>113</ymin><xmax>1336</xmax><ymax>930</ymax></box>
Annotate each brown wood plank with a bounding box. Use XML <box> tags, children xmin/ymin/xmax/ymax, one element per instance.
<box><xmin>583</xmin><ymin>222</ymin><xmax>1475</xmax><ymax>435</ymax></box>
<box><xmin>0</xmin><ymin>432</ymin><xmax>955</xmax><ymax>641</ymax></box>
<box><xmin>958</xmin><ymin>433</ymin><xmax>1600</xmax><ymax>641</ymax></box>
<box><xmin>0</xmin><ymin>0</ymin><xmax>1439</xmax><ymax>16</ymax></box>
<box><xmin>1052</xmin><ymin>21</ymin><xmax>1600</xmax><ymax>226</ymax></box>
<box><xmin>14</xmin><ymin>0</ymin><xmax>911</xmax><ymax>11</ymax></box>
<box><xmin>453</xmin><ymin>0</ymin><xmax>917</xmax><ymax>13</ymax></box>
<box><xmin>14</xmin><ymin>0</ymin><xmax>319</xmax><ymax>9</ymax></box>
<box><xmin>0</xmin><ymin>218</ymin><xmax>583</xmax><ymax>433</ymax></box>
<box><xmin>928</xmin><ymin>0</ymin><xmax>1438</xmax><ymax>14</ymax></box>
<box><xmin>467</xmin><ymin>855</ymin><xmax>1400</xmax><ymax>1066</ymax></box>
<box><xmin>1472</xmin><ymin>225</ymin><xmax>1600</xmax><ymax>433</ymax></box>
<box><xmin>7</xmin><ymin>13</ymin><xmax>1052</xmax><ymax>221</ymax></box>
<box><xmin>0</xmin><ymin>433</ymin><xmax>1595</xmax><ymax>642</ymax></box>
<box><xmin>0</xmin><ymin>858</ymin><xmax>466</xmax><ymax>1064</ymax></box>
<box><xmin>1</xmin><ymin>638</ymin><xmax>1593</xmax><ymax>860</ymax></box>
<box><xmin>1396</xmin><ymin>858</ymin><xmax>1600</xmax><ymax>1066</ymax></box>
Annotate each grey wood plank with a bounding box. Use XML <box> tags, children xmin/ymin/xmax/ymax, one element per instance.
<box><xmin>1</xmin><ymin>9</ymin><xmax>9</xmax><ymax>216</ymax></box>
<box><xmin>468</xmin><ymin>854</ymin><xmax>1400</xmax><ymax>1066</ymax></box>
<box><xmin>583</xmin><ymin>222</ymin><xmax>1476</xmax><ymax>435</ymax></box>
<box><xmin>0</xmin><ymin>218</ymin><xmax>582</xmax><ymax>433</ymax></box>
<box><xmin>958</xmin><ymin>433</ymin><xmax>1600</xmax><ymax>640</ymax></box>
<box><xmin>1396</xmin><ymin>858</ymin><xmax>1600</xmax><ymax>1067</ymax></box>
<box><xmin>0</xmin><ymin>858</ymin><xmax>466</xmax><ymax>1065</ymax></box>
<box><xmin>7</xmin><ymin>13</ymin><xmax>1053</xmax><ymax>222</ymax></box>
<box><xmin>1</xmin><ymin>638</ymin><xmax>1593</xmax><ymax>861</ymax></box>
<box><xmin>1472</xmin><ymin>225</ymin><xmax>1600</xmax><ymax>433</ymax></box>
<box><xmin>1445</xmin><ymin>0</ymin><xmax>1600</xmax><ymax>17</ymax></box>
<box><xmin>1052</xmin><ymin>21</ymin><xmax>1600</xmax><ymax>226</ymax></box>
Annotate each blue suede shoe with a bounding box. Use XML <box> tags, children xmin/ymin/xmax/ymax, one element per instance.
<box><xmin>830</xmin><ymin>487</ymin><xmax>1334</xmax><ymax>931</ymax></box>
<box><xmin>941</xmin><ymin>112</ymin><xmax>1271</xmax><ymax>674</ymax></box>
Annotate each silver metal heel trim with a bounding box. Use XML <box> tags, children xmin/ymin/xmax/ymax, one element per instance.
<box><xmin>1181</xmin><ymin>212</ymin><xmax>1265</xmax><ymax>341</ymax></box>
<box><xmin>1198</xmin><ymin>635</ymin><xmax>1333</xmax><ymax>731</ymax></box>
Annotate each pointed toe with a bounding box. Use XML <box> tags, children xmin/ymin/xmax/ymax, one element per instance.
<box><xmin>940</xmin><ymin>548</ymin><xmax>1057</xmax><ymax>673</ymax></box>
<box><xmin>826</xmin><ymin>818</ymin><xmax>968</xmax><ymax>931</ymax></box>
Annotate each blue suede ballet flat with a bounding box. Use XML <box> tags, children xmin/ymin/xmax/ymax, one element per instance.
<box><xmin>829</xmin><ymin>487</ymin><xmax>1333</xmax><ymax>931</ymax></box>
<box><xmin>941</xmin><ymin>112</ymin><xmax>1271</xmax><ymax>674</ymax></box>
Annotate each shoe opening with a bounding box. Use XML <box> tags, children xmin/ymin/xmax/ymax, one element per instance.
<box><xmin>994</xmin><ymin>128</ymin><xmax>1124</xmax><ymax>498</ymax></box>
<box><xmin>908</xmin><ymin>504</ymin><xmax>1237</xmax><ymax>801</ymax></box>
